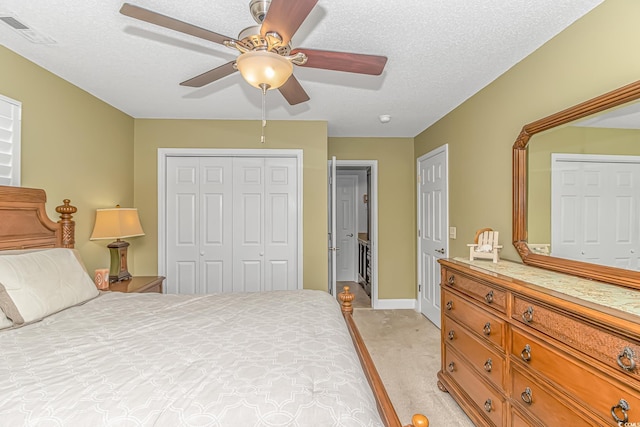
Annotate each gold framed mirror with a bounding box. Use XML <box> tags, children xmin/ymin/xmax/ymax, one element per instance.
<box><xmin>513</xmin><ymin>79</ymin><xmax>640</xmax><ymax>290</ymax></box>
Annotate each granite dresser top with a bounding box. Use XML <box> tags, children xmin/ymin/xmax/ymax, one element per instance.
<box><xmin>451</xmin><ymin>257</ymin><xmax>640</xmax><ymax>318</ymax></box>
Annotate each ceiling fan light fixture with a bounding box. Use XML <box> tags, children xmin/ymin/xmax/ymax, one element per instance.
<box><xmin>236</xmin><ymin>50</ymin><xmax>293</xmax><ymax>90</ymax></box>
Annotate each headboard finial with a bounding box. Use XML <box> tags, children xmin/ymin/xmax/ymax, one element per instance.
<box><xmin>56</xmin><ymin>199</ymin><xmax>77</xmax><ymax>248</ymax></box>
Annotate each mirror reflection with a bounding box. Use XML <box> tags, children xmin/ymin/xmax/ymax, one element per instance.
<box><xmin>527</xmin><ymin>101</ymin><xmax>640</xmax><ymax>271</ymax></box>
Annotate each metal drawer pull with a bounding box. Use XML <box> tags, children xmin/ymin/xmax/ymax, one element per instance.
<box><xmin>521</xmin><ymin>387</ymin><xmax>532</xmax><ymax>405</ymax></box>
<box><xmin>484</xmin><ymin>398</ymin><xmax>492</xmax><ymax>413</ymax></box>
<box><xmin>485</xmin><ymin>290</ymin><xmax>494</xmax><ymax>304</ymax></box>
<box><xmin>446</xmin><ymin>300</ymin><xmax>453</xmax><ymax>310</ymax></box>
<box><xmin>521</xmin><ymin>344</ymin><xmax>532</xmax><ymax>362</ymax></box>
<box><xmin>448</xmin><ymin>330</ymin><xmax>455</xmax><ymax>340</ymax></box>
<box><xmin>611</xmin><ymin>399</ymin><xmax>630</xmax><ymax>424</ymax></box>
<box><xmin>448</xmin><ymin>275</ymin><xmax>455</xmax><ymax>285</ymax></box>
<box><xmin>447</xmin><ymin>361</ymin><xmax>455</xmax><ymax>372</ymax></box>
<box><xmin>483</xmin><ymin>322</ymin><xmax>491</xmax><ymax>336</ymax></box>
<box><xmin>617</xmin><ymin>347</ymin><xmax>636</xmax><ymax>372</ymax></box>
<box><xmin>484</xmin><ymin>358</ymin><xmax>492</xmax><ymax>372</ymax></box>
<box><xmin>522</xmin><ymin>306</ymin><xmax>534</xmax><ymax>323</ymax></box>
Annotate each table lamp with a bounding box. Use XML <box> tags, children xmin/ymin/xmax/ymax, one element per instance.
<box><xmin>90</xmin><ymin>206</ymin><xmax>145</xmax><ymax>283</ymax></box>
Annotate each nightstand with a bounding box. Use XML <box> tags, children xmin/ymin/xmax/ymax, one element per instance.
<box><xmin>108</xmin><ymin>276</ymin><xmax>165</xmax><ymax>293</ymax></box>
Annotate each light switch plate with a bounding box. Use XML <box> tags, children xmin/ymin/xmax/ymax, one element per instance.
<box><xmin>449</xmin><ymin>227</ymin><xmax>457</xmax><ymax>239</ymax></box>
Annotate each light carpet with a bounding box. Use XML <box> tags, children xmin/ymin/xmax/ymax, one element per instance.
<box><xmin>354</xmin><ymin>309</ymin><xmax>475</xmax><ymax>427</ymax></box>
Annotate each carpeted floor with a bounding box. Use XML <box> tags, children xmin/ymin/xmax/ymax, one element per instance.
<box><xmin>353</xmin><ymin>309</ymin><xmax>474</xmax><ymax>427</ymax></box>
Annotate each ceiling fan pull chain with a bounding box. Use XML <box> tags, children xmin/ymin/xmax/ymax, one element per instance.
<box><xmin>260</xmin><ymin>84</ymin><xmax>268</xmax><ymax>143</ymax></box>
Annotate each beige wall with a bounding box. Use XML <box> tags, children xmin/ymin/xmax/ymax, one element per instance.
<box><xmin>328</xmin><ymin>138</ymin><xmax>415</xmax><ymax>299</ymax></box>
<box><xmin>414</xmin><ymin>0</ymin><xmax>640</xmax><ymax>262</ymax></box>
<box><xmin>132</xmin><ymin>119</ymin><xmax>329</xmax><ymax>290</ymax></box>
<box><xmin>0</xmin><ymin>46</ymin><xmax>134</xmax><ymax>273</ymax></box>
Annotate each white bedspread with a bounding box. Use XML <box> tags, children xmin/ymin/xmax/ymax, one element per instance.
<box><xmin>0</xmin><ymin>290</ymin><xmax>383</xmax><ymax>427</ymax></box>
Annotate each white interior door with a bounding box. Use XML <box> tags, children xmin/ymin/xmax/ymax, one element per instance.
<box><xmin>336</xmin><ymin>175</ymin><xmax>357</xmax><ymax>281</ymax></box>
<box><xmin>166</xmin><ymin>155</ymin><xmax>298</xmax><ymax>294</ymax></box>
<box><xmin>233</xmin><ymin>157</ymin><xmax>264</xmax><ymax>292</ymax></box>
<box><xmin>166</xmin><ymin>156</ymin><xmax>200</xmax><ymax>294</ymax></box>
<box><xmin>417</xmin><ymin>146</ymin><xmax>448</xmax><ymax>328</ymax></box>
<box><xmin>328</xmin><ymin>156</ymin><xmax>337</xmax><ymax>295</ymax></box>
<box><xmin>201</xmin><ymin>158</ymin><xmax>233</xmax><ymax>293</ymax></box>
<box><xmin>166</xmin><ymin>156</ymin><xmax>233</xmax><ymax>294</ymax></box>
<box><xmin>552</xmin><ymin>154</ymin><xmax>640</xmax><ymax>270</ymax></box>
<box><xmin>264</xmin><ymin>158</ymin><xmax>298</xmax><ymax>290</ymax></box>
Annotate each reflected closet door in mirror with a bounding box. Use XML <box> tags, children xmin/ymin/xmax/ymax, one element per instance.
<box><xmin>513</xmin><ymin>79</ymin><xmax>640</xmax><ymax>290</ymax></box>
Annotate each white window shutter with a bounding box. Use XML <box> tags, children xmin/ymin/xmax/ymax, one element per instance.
<box><xmin>0</xmin><ymin>95</ymin><xmax>21</xmax><ymax>186</ymax></box>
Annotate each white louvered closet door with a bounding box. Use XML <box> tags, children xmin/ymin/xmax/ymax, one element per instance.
<box><xmin>166</xmin><ymin>156</ymin><xmax>298</xmax><ymax>294</ymax></box>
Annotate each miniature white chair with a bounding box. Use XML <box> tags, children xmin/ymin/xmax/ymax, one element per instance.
<box><xmin>468</xmin><ymin>228</ymin><xmax>502</xmax><ymax>263</ymax></box>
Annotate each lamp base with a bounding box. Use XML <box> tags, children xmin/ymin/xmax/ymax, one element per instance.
<box><xmin>108</xmin><ymin>239</ymin><xmax>131</xmax><ymax>283</ymax></box>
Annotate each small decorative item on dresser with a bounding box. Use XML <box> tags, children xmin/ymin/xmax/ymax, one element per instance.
<box><xmin>467</xmin><ymin>228</ymin><xmax>502</xmax><ymax>263</ymax></box>
<box><xmin>94</xmin><ymin>268</ymin><xmax>110</xmax><ymax>290</ymax></box>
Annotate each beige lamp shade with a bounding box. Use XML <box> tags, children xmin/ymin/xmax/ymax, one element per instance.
<box><xmin>236</xmin><ymin>50</ymin><xmax>293</xmax><ymax>90</ymax></box>
<box><xmin>90</xmin><ymin>208</ymin><xmax>145</xmax><ymax>240</ymax></box>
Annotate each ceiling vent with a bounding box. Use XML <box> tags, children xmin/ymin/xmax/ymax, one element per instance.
<box><xmin>0</xmin><ymin>13</ymin><xmax>56</xmax><ymax>44</ymax></box>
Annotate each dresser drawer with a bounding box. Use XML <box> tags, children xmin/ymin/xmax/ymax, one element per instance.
<box><xmin>443</xmin><ymin>268</ymin><xmax>507</xmax><ymax>313</ymax></box>
<box><xmin>444</xmin><ymin>289</ymin><xmax>505</xmax><ymax>349</ymax></box>
<box><xmin>512</xmin><ymin>296</ymin><xmax>640</xmax><ymax>381</ymax></box>
<box><xmin>510</xmin><ymin>407</ymin><xmax>537</xmax><ymax>427</ymax></box>
<box><xmin>511</xmin><ymin>366</ymin><xmax>597</xmax><ymax>427</ymax></box>
<box><xmin>444</xmin><ymin>346</ymin><xmax>505</xmax><ymax>426</ymax></box>
<box><xmin>511</xmin><ymin>326</ymin><xmax>640</xmax><ymax>426</ymax></box>
<box><xmin>444</xmin><ymin>315</ymin><xmax>505</xmax><ymax>389</ymax></box>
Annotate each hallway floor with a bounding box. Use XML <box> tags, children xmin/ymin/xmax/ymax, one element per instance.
<box><xmin>336</xmin><ymin>280</ymin><xmax>371</xmax><ymax>308</ymax></box>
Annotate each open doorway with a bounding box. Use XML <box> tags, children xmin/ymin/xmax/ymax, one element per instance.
<box><xmin>330</xmin><ymin>160</ymin><xmax>378</xmax><ymax>308</ymax></box>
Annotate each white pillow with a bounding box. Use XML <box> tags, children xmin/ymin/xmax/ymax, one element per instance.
<box><xmin>0</xmin><ymin>311</ymin><xmax>12</xmax><ymax>329</ymax></box>
<box><xmin>0</xmin><ymin>248</ymin><xmax>89</xmax><ymax>273</ymax></box>
<box><xmin>0</xmin><ymin>248</ymin><xmax>99</xmax><ymax>325</ymax></box>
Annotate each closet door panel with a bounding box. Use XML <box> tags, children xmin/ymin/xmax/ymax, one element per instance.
<box><xmin>166</xmin><ymin>157</ymin><xmax>200</xmax><ymax>294</ymax></box>
<box><xmin>176</xmin><ymin>261</ymin><xmax>197</xmax><ymax>294</ymax></box>
<box><xmin>203</xmin><ymin>261</ymin><xmax>224</xmax><ymax>294</ymax></box>
<box><xmin>265</xmin><ymin>158</ymin><xmax>298</xmax><ymax>291</ymax></box>
<box><xmin>238</xmin><ymin>260</ymin><xmax>262</xmax><ymax>293</ymax></box>
<box><xmin>166</xmin><ymin>155</ymin><xmax>298</xmax><ymax>294</ymax></box>
<box><xmin>201</xmin><ymin>158</ymin><xmax>233</xmax><ymax>293</ymax></box>
<box><xmin>233</xmin><ymin>158</ymin><xmax>265</xmax><ymax>292</ymax></box>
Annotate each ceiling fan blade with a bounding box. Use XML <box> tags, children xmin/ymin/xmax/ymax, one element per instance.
<box><xmin>180</xmin><ymin>61</ymin><xmax>237</xmax><ymax>87</ymax></box>
<box><xmin>278</xmin><ymin>75</ymin><xmax>310</xmax><ymax>105</ymax></box>
<box><xmin>260</xmin><ymin>0</ymin><xmax>318</xmax><ymax>46</ymax></box>
<box><xmin>120</xmin><ymin>3</ymin><xmax>236</xmax><ymax>46</ymax></box>
<box><xmin>292</xmin><ymin>48</ymin><xmax>387</xmax><ymax>75</ymax></box>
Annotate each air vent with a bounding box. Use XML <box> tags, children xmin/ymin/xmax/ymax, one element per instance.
<box><xmin>0</xmin><ymin>16</ymin><xmax>28</xmax><ymax>30</ymax></box>
<box><xmin>0</xmin><ymin>12</ymin><xmax>56</xmax><ymax>44</ymax></box>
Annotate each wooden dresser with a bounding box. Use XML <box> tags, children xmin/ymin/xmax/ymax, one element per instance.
<box><xmin>438</xmin><ymin>258</ymin><xmax>640</xmax><ymax>426</ymax></box>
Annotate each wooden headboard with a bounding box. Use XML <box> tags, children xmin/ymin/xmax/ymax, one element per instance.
<box><xmin>0</xmin><ymin>185</ymin><xmax>77</xmax><ymax>250</ymax></box>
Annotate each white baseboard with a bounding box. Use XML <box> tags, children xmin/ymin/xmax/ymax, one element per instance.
<box><xmin>374</xmin><ymin>298</ymin><xmax>416</xmax><ymax>310</ymax></box>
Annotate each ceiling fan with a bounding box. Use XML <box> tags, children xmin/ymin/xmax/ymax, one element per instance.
<box><xmin>120</xmin><ymin>0</ymin><xmax>388</xmax><ymax>106</ymax></box>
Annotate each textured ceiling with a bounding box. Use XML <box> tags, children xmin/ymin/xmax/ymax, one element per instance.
<box><xmin>1</xmin><ymin>0</ymin><xmax>603</xmax><ymax>137</ymax></box>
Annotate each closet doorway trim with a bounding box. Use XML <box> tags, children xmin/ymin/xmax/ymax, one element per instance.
<box><xmin>157</xmin><ymin>148</ymin><xmax>304</xmax><ymax>288</ymax></box>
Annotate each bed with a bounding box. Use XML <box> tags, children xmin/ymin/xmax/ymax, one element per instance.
<box><xmin>0</xmin><ymin>185</ymin><xmax>428</xmax><ymax>427</ymax></box>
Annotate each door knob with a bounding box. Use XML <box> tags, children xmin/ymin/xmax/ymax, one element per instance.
<box><xmin>435</xmin><ymin>248</ymin><xmax>445</xmax><ymax>254</ymax></box>
<box><xmin>347</xmin><ymin>233</ymin><xmax>354</xmax><ymax>237</ymax></box>
<box><xmin>199</xmin><ymin>251</ymin><xmax>204</xmax><ymax>256</ymax></box>
<box><xmin>259</xmin><ymin>252</ymin><xmax>264</xmax><ymax>256</ymax></box>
